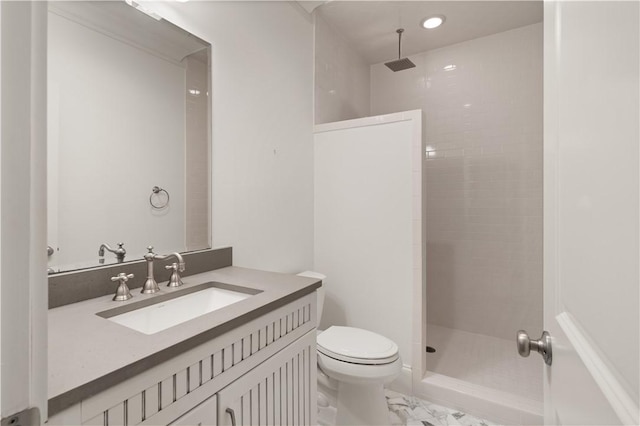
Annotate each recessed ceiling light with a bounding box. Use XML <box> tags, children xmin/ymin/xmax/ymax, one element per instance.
<box><xmin>421</xmin><ymin>15</ymin><xmax>445</xmax><ymax>30</ymax></box>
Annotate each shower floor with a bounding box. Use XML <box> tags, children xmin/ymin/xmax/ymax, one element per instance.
<box><xmin>425</xmin><ymin>324</ymin><xmax>543</xmax><ymax>404</ymax></box>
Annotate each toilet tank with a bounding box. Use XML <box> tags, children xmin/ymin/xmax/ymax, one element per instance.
<box><xmin>296</xmin><ymin>271</ymin><xmax>326</xmax><ymax>327</ymax></box>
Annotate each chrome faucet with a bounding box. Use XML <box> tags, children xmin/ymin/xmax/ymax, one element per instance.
<box><xmin>141</xmin><ymin>246</ymin><xmax>186</xmax><ymax>294</ymax></box>
<box><xmin>99</xmin><ymin>242</ymin><xmax>126</xmax><ymax>263</ymax></box>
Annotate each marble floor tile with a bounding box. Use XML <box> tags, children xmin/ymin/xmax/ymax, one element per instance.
<box><xmin>386</xmin><ymin>390</ymin><xmax>496</xmax><ymax>426</ymax></box>
<box><xmin>317</xmin><ymin>389</ymin><xmax>497</xmax><ymax>426</ymax></box>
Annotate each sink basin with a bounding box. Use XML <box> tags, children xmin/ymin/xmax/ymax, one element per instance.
<box><xmin>97</xmin><ymin>282</ymin><xmax>261</xmax><ymax>335</ymax></box>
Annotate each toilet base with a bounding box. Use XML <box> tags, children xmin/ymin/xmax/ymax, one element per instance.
<box><xmin>335</xmin><ymin>382</ymin><xmax>390</xmax><ymax>425</ymax></box>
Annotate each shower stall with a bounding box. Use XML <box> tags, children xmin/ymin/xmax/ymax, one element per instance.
<box><xmin>314</xmin><ymin>3</ymin><xmax>544</xmax><ymax>424</ymax></box>
<box><xmin>384</xmin><ymin>23</ymin><xmax>543</xmax><ymax>425</ymax></box>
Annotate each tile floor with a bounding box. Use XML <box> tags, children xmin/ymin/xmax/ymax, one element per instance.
<box><xmin>318</xmin><ymin>389</ymin><xmax>496</xmax><ymax>426</ymax></box>
<box><xmin>386</xmin><ymin>390</ymin><xmax>496</xmax><ymax>426</ymax></box>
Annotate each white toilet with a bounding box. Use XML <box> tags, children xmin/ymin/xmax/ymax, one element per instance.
<box><xmin>297</xmin><ymin>271</ymin><xmax>402</xmax><ymax>426</ymax></box>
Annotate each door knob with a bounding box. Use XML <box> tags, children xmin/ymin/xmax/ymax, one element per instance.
<box><xmin>517</xmin><ymin>330</ymin><xmax>552</xmax><ymax>365</ymax></box>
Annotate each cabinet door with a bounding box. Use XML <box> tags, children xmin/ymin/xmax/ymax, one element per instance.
<box><xmin>218</xmin><ymin>331</ymin><xmax>316</xmax><ymax>426</ymax></box>
<box><xmin>170</xmin><ymin>394</ymin><xmax>217</xmax><ymax>426</ymax></box>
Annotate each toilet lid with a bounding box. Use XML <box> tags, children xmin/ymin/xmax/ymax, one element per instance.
<box><xmin>317</xmin><ymin>326</ymin><xmax>399</xmax><ymax>365</ymax></box>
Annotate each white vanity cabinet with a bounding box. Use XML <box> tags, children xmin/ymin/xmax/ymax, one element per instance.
<box><xmin>167</xmin><ymin>331</ymin><xmax>316</xmax><ymax>426</ymax></box>
<box><xmin>217</xmin><ymin>331</ymin><xmax>315</xmax><ymax>426</ymax></box>
<box><xmin>48</xmin><ymin>292</ymin><xmax>317</xmax><ymax>426</ymax></box>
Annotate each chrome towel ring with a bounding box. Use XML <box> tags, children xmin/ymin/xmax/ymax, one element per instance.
<box><xmin>150</xmin><ymin>186</ymin><xmax>170</xmax><ymax>209</ymax></box>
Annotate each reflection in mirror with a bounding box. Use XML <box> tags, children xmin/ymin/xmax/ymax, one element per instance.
<box><xmin>47</xmin><ymin>1</ymin><xmax>211</xmax><ymax>273</ymax></box>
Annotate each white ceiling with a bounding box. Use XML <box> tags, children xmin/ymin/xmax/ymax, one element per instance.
<box><xmin>317</xmin><ymin>1</ymin><xmax>543</xmax><ymax>64</ymax></box>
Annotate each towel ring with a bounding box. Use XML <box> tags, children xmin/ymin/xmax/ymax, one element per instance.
<box><xmin>150</xmin><ymin>186</ymin><xmax>170</xmax><ymax>209</ymax></box>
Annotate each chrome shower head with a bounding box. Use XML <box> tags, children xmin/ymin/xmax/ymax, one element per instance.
<box><xmin>385</xmin><ymin>57</ymin><xmax>416</xmax><ymax>72</ymax></box>
<box><xmin>385</xmin><ymin>28</ymin><xmax>415</xmax><ymax>72</ymax></box>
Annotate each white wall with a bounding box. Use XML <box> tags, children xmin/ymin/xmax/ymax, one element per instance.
<box><xmin>48</xmin><ymin>11</ymin><xmax>186</xmax><ymax>268</ymax></box>
<box><xmin>314</xmin><ymin>112</ymin><xmax>421</xmax><ymax>375</ymax></box>
<box><xmin>314</xmin><ymin>11</ymin><xmax>370</xmax><ymax>124</ymax></box>
<box><xmin>146</xmin><ymin>1</ymin><xmax>314</xmax><ymax>273</ymax></box>
<box><xmin>372</xmin><ymin>23</ymin><xmax>543</xmax><ymax>341</ymax></box>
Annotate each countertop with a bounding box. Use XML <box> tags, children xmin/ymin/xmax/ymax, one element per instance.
<box><xmin>48</xmin><ymin>266</ymin><xmax>321</xmax><ymax>415</ymax></box>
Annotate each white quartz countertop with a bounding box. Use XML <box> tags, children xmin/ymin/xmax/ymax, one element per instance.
<box><xmin>48</xmin><ymin>266</ymin><xmax>321</xmax><ymax>415</ymax></box>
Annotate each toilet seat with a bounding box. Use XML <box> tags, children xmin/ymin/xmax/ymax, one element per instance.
<box><xmin>317</xmin><ymin>326</ymin><xmax>399</xmax><ymax>365</ymax></box>
<box><xmin>317</xmin><ymin>351</ymin><xmax>402</xmax><ymax>386</ymax></box>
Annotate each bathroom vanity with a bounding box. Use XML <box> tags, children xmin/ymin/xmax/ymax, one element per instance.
<box><xmin>48</xmin><ymin>266</ymin><xmax>320</xmax><ymax>426</ymax></box>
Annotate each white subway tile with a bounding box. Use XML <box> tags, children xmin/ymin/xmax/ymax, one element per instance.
<box><xmin>372</xmin><ymin>24</ymin><xmax>543</xmax><ymax>345</ymax></box>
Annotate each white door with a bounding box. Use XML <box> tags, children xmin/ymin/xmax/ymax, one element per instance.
<box><xmin>0</xmin><ymin>1</ymin><xmax>48</xmax><ymax>423</ymax></box>
<box><xmin>543</xmin><ymin>1</ymin><xmax>639</xmax><ymax>424</ymax></box>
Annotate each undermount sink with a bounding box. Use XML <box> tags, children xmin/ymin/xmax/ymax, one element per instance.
<box><xmin>97</xmin><ymin>282</ymin><xmax>261</xmax><ymax>335</ymax></box>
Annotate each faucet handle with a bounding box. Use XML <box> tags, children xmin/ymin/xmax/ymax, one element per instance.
<box><xmin>110</xmin><ymin>273</ymin><xmax>134</xmax><ymax>301</ymax></box>
<box><xmin>111</xmin><ymin>273</ymin><xmax>134</xmax><ymax>282</ymax></box>
<box><xmin>165</xmin><ymin>263</ymin><xmax>184</xmax><ymax>288</ymax></box>
<box><xmin>115</xmin><ymin>243</ymin><xmax>126</xmax><ymax>263</ymax></box>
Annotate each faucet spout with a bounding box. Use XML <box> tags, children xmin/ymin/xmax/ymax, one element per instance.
<box><xmin>98</xmin><ymin>242</ymin><xmax>126</xmax><ymax>262</ymax></box>
<box><xmin>142</xmin><ymin>246</ymin><xmax>159</xmax><ymax>293</ymax></box>
<box><xmin>141</xmin><ymin>247</ymin><xmax>187</xmax><ymax>293</ymax></box>
<box><xmin>155</xmin><ymin>252</ymin><xmax>185</xmax><ymax>272</ymax></box>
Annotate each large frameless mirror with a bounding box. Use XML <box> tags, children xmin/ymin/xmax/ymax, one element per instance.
<box><xmin>47</xmin><ymin>1</ymin><xmax>211</xmax><ymax>273</ymax></box>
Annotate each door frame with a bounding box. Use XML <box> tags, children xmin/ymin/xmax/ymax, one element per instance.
<box><xmin>0</xmin><ymin>1</ymin><xmax>48</xmax><ymax>421</ymax></box>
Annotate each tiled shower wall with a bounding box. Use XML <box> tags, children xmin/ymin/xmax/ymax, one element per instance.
<box><xmin>371</xmin><ymin>24</ymin><xmax>543</xmax><ymax>340</ymax></box>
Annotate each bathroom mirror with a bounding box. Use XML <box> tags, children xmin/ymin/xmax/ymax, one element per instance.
<box><xmin>47</xmin><ymin>1</ymin><xmax>211</xmax><ymax>273</ymax></box>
